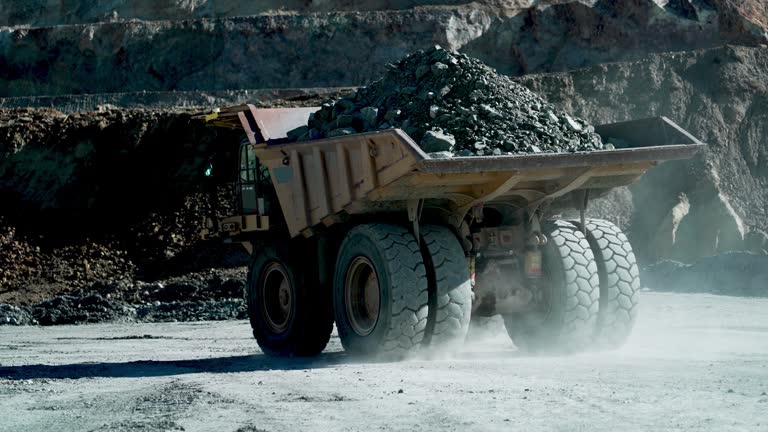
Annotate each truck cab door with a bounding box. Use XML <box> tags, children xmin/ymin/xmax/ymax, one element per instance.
<box><xmin>239</xmin><ymin>142</ymin><xmax>260</xmax><ymax>215</ymax></box>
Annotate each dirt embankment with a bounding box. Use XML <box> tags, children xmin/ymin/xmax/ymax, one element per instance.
<box><xmin>1</xmin><ymin>267</ymin><xmax>248</xmax><ymax>326</ymax></box>
<box><xmin>0</xmin><ymin>107</ymin><xmax>252</xmax><ymax>307</ymax></box>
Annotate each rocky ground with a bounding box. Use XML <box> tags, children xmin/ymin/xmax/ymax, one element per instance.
<box><xmin>0</xmin><ymin>267</ymin><xmax>248</xmax><ymax>326</ymax></box>
<box><xmin>1</xmin><ymin>292</ymin><xmax>767</xmax><ymax>431</ymax></box>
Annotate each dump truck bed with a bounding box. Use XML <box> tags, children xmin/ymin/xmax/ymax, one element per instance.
<box><xmin>236</xmin><ymin>112</ymin><xmax>703</xmax><ymax>238</ymax></box>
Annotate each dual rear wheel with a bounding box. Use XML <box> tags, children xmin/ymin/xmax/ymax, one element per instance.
<box><xmin>502</xmin><ymin>219</ymin><xmax>640</xmax><ymax>353</ymax></box>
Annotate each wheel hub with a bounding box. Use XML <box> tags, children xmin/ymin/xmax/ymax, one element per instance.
<box><xmin>345</xmin><ymin>257</ymin><xmax>381</xmax><ymax>336</ymax></box>
<box><xmin>261</xmin><ymin>262</ymin><xmax>292</xmax><ymax>334</ymax></box>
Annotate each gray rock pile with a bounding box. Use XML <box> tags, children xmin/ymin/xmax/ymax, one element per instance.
<box><xmin>297</xmin><ymin>46</ymin><xmax>604</xmax><ymax>157</ymax></box>
<box><xmin>136</xmin><ymin>300</ymin><xmax>246</xmax><ymax>323</ymax></box>
<box><xmin>0</xmin><ymin>268</ymin><xmax>248</xmax><ymax>326</ymax></box>
<box><xmin>29</xmin><ymin>294</ymin><xmax>132</xmax><ymax>326</ymax></box>
<box><xmin>642</xmin><ymin>252</ymin><xmax>768</xmax><ymax>297</ymax></box>
<box><xmin>0</xmin><ymin>304</ymin><xmax>34</xmax><ymax>326</ymax></box>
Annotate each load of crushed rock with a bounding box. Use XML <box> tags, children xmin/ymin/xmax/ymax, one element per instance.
<box><xmin>295</xmin><ymin>46</ymin><xmax>604</xmax><ymax>157</ymax></box>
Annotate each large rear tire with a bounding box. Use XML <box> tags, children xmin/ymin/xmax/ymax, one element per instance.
<box><xmin>246</xmin><ymin>244</ymin><xmax>333</xmax><ymax>357</ymax></box>
<box><xmin>420</xmin><ymin>225</ymin><xmax>471</xmax><ymax>351</ymax></box>
<box><xmin>503</xmin><ymin>220</ymin><xmax>600</xmax><ymax>353</ymax></box>
<box><xmin>333</xmin><ymin>223</ymin><xmax>429</xmax><ymax>358</ymax></box>
<box><xmin>575</xmin><ymin>218</ymin><xmax>640</xmax><ymax>348</ymax></box>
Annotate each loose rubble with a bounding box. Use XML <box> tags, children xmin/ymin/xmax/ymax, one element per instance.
<box><xmin>136</xmin><ymin>299</ymin><xmax>246</xmax><ymax>322</ymax></box>
<box><xmin>0</xmin><ymin>304</ymin><xmax>34</xmax><ymax>326</ymax></box>
<box><xmin>0</xmin><ymin>107</ymin><xmax>249</xmax><ymax>306</ymax></box>
<box><xmin>300</xmin><ymin>46</ymin><xmax>604</xmax><ymax>157</ymax></box>
<box><xmin>0</xmin><ymin>268</ymin><xmax>248</xmax><ymax>326</ymax></box>
<box><xmin>29</xmin><ymin>294</ymin><xmax>133</xmax><ymax>326</ymax></box>
<box><xmin>642</xmin><ymin>252</ymin><xmax>768</xmax><ymax>297</ymax></box>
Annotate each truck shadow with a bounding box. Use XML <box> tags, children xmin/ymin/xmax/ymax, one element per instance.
<box><xmin>0</xmin><ymin>352</ymin><xmax>353</xmax><ymax>380</ymax></box>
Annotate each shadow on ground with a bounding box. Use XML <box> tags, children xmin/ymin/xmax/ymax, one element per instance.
<box><xmin>0</xmin><ymin>348</ymin><xmax>532</xmax><ymax>380</ymax></box>
<box><xmin>0</xmin><ymin>352</ymin><xmax>352</xmax><ymax>380</ymax></box>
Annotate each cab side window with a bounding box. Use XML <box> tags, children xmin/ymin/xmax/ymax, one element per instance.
<box><xmin>240</xmin><ymin>144</ymin><xmax>258</xmax><ymax>182</ymax></box>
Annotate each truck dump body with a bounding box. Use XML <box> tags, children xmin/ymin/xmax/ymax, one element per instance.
<box><xmin>234</xmin><ymin>111</ymin><xmax>703</xmax><ymax>237</ymax></box>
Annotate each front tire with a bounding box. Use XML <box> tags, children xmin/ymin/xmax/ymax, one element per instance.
<box><xmin>333</xmin><ymin>223</ymin><xmax>429</xmax><ymax>358</ymax></box>
<box><xmin>246</xmin><ymin>244</ymin><xmax>333</xmax><ymax>357</ymax></box>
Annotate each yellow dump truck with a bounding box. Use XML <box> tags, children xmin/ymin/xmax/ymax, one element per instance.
<box><xmin>200</xmin><ymin>105</ymin><xmax>704</xmax><ymax>357</ymax></box>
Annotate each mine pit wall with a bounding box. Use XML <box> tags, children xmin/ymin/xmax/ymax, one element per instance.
<box><xmin>518</xmin><ymin>45</ymin><xmax>768</xmax><ymax>263</ymax></box>
<box><xmin>0</xmin><ymin>0</ymin><xmax>486</xmax><ymax>27</ymax></box>
<box><xmin>0</xmin><ymin>10</ymin><xmax>488</xmax><ymax>98</ymax></box>
<box><xmin>1</xmin><ymin>1</ymin><xmax>766</xmax><ymax>98</ymax></box>
<box><xmin>0</xmin><ymin>87</ymin><xmax>354</xmax><ymax>114</ymax></box>
<box><xmin>2</xmin><ymin>0</ymin><xmax>766</xmax><ymax>29</ymax></box>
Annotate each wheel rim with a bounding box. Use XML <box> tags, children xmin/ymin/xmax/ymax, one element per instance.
<box><xmin>260</xmin><ymin>262</ymin><xmax>292</xmax><ymax>334</ymax></box>
<box><xmin>345</xmin><ymin>257</ymin><xmax>381</xmax><ymax>336</ymax></box>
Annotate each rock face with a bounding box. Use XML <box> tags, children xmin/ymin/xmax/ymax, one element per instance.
<box><xmin>463</xmin><ymin>0</ymin><xmax>768</xmax><ymax>76</ymax></box>
<box><xmin>0</xmin><ymin>87</ymin><xmax>356</xmax><ymax>115</ymax></box>
<box><xmin>0</xmin><ymin>108</ymin><xmax>233</xmax><ymax>210</ymax></box>
<box><xmin>0</xmin><ymin>0</ymin><xmax>481</xmax><ymax>26</ymax></box>
<box><xmin>518</xmin><ymin>45</ymin><xmax>768</xmax><ymax>263</ymax></box>
<box><xmin>0</xmin><ymin>11</ymin><xmax>482</xmax><ymax>97</ymax></box>
<box><xmin>304</xmin><ymin>46</ymin><xmax>604</xmax><ymax>156</ymax></box>
<box><xmin>0</xmin><ymin>1</ymin><xmax>765</xmax><ymax>98</ymax></box>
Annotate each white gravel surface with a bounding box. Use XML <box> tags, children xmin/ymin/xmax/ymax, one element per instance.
<box><xmin>1</xmin><ymin>292</ymin><xmax>767</xmax><ymax>432</ymax></box>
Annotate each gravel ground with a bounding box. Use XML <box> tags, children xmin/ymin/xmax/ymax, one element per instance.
<box><xmin>1</xmin><ymin>292</ymin><xmax>766</xmax><ymax>432</ymax></box>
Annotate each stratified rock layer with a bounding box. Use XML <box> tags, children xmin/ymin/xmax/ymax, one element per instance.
<box><xmin>0</xmin><ymin>1</ymin><xmax>765</xmax><ymax>98</ymax></box>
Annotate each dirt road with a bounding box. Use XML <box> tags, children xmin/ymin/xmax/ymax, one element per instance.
<box><xmin>1</xmin><ymin>292</ymin><xmax>767</xmax><ymax>432</ymax></box>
